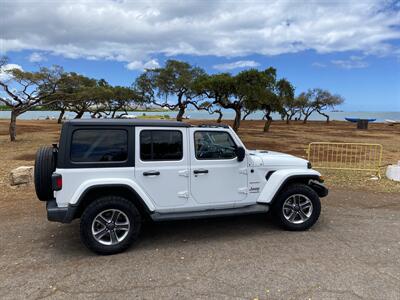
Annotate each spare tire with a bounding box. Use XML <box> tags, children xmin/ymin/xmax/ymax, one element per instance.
<box><xmin>34</xmin><ymin>146</ymin><xmax>57</xmax><ymax>201</ymax></box>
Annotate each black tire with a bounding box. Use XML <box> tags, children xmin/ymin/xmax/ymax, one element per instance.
<box><xmin>80</xmin><ymin>196</ymin><xmax>141</xmax><ymax>255</ymax></box>
<box><xmin>34</xmin><ymin>146</ymin><xmax>57</xmax><ymax>201</ymax></box>
<box><xmin>272</xmin><ymin>184</ymin><xmax>321</xmax><ymax>231</ymax></box>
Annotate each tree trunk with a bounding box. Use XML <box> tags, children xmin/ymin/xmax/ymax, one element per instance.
<box><xmin>303</xmin><ymin>114</ymin><xmax>309</xmax><ymax>124</ymax></box>
<box><xmin>233</xmin><ymin>109</ymin><xmax>241</xmax><ymax>132</ymax></box>
<box><xmin>318</xmin><ymin>110</ymin><xmax>330</xmax><ymax>123</ymax></box>
<box><xmin>263</xmin><ymin>111</ymin><xmax>272</xmax><ymax>132</ymax></box>
<box><xmin>111</xmin><ymin>109</ymin><xmax>117</xmax><ymax>119</ymax></box>
<box><xmin>216</xmin><ymin>111</ymin><xmax>223</xmax><ymax>123</ymax></box>
<box><xmin>74</xmin><ymin>109</ymin><xmax>85</xmax><ymax>119</ymax></box>
<box><xmin>286</xmin><ymin>115</ymin><xmax>290</xmax><ymax>124</ymax></box>
<box><xmin>176</xmin><ymin>106</ymin><xmax>185</xmax><ymax>122</ymax></box>
<box><xmin>242</xmin><ymin>110</ymin><xmax>251</xmax><ymax>120</ymax></box>
<box><xmin>264</xmin><ymin>118</ymin><xmax>272</xmax><ymax>132</ymax></box>
<box><xmin>9</xmin><ymin>110</ymin><xmax>18</xmax><ymax>142</ymax></box>
<box><xmin>57</xmin><ymin>109</ymin><xmax>65</xmax><ymax>124</ymax></box>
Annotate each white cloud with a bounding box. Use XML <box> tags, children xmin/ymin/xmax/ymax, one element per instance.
<box><xmin>331</xmin><ymin>56</ymin><xmax>369</xmax><ymax>69</ymax></box>
<box><xmin>312</xmin><ymin>62</ymin><xmax>327</xmax><ymax>68</ymax></box>
<box><xmin>0</xmin><ymin>1</ymin><xmax>399</xmax><ymax>63</ymax></box>
<box><xmin>125</xmin><ymin>59</ymin><xmax>160</xmax><ymax>70</ymax></box>
<box><xmin>28</xmin><ymin>52</ymin><xmax>47</xmax><ymax>63</ymax></box>
<box><xmin>0</xmin><ymin>64</ymin><xmax>23</xmax><ymax>81</ymax></box>
<box><xmin>213</xmin><ymin>60</ymin><xmax>260</xmax><ymax>71</ymax></box>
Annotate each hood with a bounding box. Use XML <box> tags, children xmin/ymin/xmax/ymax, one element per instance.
<box><xmin>248</xmin><ymin>149</ymin><xmax>308</xmax><ymax>168</ymax></box>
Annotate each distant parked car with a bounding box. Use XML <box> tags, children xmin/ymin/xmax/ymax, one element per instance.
<box><xmin>120</xmin><ymin>114</ymin><xmax>137</xmax><ymax>119</ymax></box>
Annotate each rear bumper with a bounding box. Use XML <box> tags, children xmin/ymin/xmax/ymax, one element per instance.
<box><xmin>309</xmin><ymin>180</ymin><xmax>329</xmax><ymax>198</ymax></box>
<box><xmin>46</xmin><ymin>200</ymin><xmax>76</xmax><ymax>223</ymax></box>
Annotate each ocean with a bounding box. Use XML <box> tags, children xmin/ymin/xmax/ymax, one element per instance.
<box><xmin>0</xmin><ymin>110</ymin><xmax>399</xmax><ymax>123</ymax></box>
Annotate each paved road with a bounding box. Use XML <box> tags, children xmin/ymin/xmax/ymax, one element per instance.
<box><xmin>1</xmin><ymin>189</ymin><xmax>400</xmax><ymax>299</ymax></box>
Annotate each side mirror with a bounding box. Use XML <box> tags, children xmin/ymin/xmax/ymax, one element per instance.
<box><xmin>236</xmin><ymin>146</ymin><xmax>246</xmax><ymax>162</ymax></box>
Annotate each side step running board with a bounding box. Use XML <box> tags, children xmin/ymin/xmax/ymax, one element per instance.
<box><xmin>150</xmin><ymin>204</ymin><xmax>269</xmax><ymax>221</ymax></box>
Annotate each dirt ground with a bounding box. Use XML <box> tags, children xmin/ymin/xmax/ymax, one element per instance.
<box><xmin>1</xmin><ymin>119</ymin><xmax>399</xmax><ymax>194</ymax></box>
<box><xmin>0</xmin><ymin>119</ymin><xmax>399</xmax><ymax>299</ymax></box>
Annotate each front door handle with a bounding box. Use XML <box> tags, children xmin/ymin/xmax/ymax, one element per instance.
<box><xmin>193</xmin><ymin>169</ymin><xmax>208</xmax><ymax>174</ymax></box>
<box><xmin>143</xmin><ymin>171</ymin><xmax>160</xmax><ymax>176</ymax></box>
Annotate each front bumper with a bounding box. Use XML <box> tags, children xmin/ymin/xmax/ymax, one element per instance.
<box><xmin>46</xmin><ymin>200</ymin><xmax>76</xmax><ymax>223</ymax></box>
<box><xmin>309</xmin><ymin>180</ymin><xmax>329</xmax><ymax>198</ymax></box>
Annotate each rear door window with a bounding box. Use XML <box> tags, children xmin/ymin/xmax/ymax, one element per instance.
<box><xmin>140</xmin><ymin>130</ymin><xmax>183</xmax><ymax>161</ymax></box>
<box><xmin>71</xmin><ymin>129</ymin><xmax>128</xmax><ymax>162</ymax></box>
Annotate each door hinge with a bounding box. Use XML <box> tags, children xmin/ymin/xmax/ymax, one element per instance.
<box><xmin>177</xmin><ymin>191</ymin><xmax>189</xmax><ymax>198</ymax></box>
<box><xmin>239</xmin><ymin>168</ymin><xmax>248</xmax><ymax>175</ymax></box>
<box><xmin>178</xmin><ymin>170</ymin><xmax>189</xmax><ymax>177</ymax></box>
<box><xmin>238</xmin><ymin>187</ymin><xmax>248</xmax><ymax>194</ymax></box>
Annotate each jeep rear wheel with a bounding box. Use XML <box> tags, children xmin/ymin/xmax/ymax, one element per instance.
<box><xmin>80</xmin><ymin>196</ymin><xmax>141</xmax><ymax>255</ymax></box>
<box><xmin>273</xmin><ymin>184</ymin><xmax>321</xmax><ymax>231</ymax></box>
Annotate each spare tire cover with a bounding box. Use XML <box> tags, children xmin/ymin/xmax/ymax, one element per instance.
<box><xmin>34</xmin><ymin>146</ymin><xmax>57</xmax><ymax>201</ymax></box>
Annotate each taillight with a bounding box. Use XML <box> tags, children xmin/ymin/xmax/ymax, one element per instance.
<box><xmin>52</xmin><ymin>173</ymin><xmax>62</xmax><ymax>191</ymax></box>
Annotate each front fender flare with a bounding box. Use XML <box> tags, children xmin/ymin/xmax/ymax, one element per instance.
<box><xmin>257</xmin><ymin>169</ymin><xmax>321</xmax><ymax>204</ymax></box>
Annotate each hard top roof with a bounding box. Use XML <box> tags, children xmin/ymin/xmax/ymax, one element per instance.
<box><xmin>64</xmin><ymin>119</ymin><xmax>230</xmax><ymax>129</ymax></box>
<box><xmin>64</xmin><ymin>119</ymin><xmax>191</xmax><ymax>127</ymax></box>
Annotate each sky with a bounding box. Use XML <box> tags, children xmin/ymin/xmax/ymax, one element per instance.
<box><xmin>0</xmin><ymin>0</ymin><xmax>399</xmax><ymax>112</ymax></box>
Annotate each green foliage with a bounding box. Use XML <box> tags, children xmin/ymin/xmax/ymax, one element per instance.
<box><xmin>134</xmin><ymin>59</ymin><xmax>205</xmax><ymax>121</ymax></box>
<box><xmin>0</xmin><ymin>56</ymin><xmax>345</xmax><ymax>140</ymax></box>
<box><xmin>193</xmin><ymin>73</ymin><xmax>235</xmax><ymax>107</ymax></box>
<box><xmin>298</xmin><ymin>88</ymin><xmax>344</xmax><ymax>122</ymax></box>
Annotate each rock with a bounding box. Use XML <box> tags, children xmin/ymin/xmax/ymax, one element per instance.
<box><xmin>9</xmin><ymin>166</ymin><xmax>34</xmax><ymax>186</ymax></box>
<box><xmin>386</xmin><ymin>162</ymin><xmax>400</xmax><ymax>182</ymax></box>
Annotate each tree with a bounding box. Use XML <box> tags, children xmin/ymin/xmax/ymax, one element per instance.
<box><xmin>297</xmin><ymin>92</ymin><xmax>317</xmax><ymax>123</ymax></box>
<box><xmin>45</xmin><ymin>74</ymin><xmax>131</xmax><ymax>121</ymax></box>
<box><xmin>314</xmin><ymin>89</ymin><xmax>344</xmax><ymax>122</ymax></box>
<box><xmin>241</xmin><ymin>68</ymin><xmax>279</xmax><ymax>132</ymax></box>
<box><xmin>195</xmin><ymin>69</ymin><xmax>280</xmax><ymax>132</ymax></box>
<box><xmin>276</xmin><ymin>79</ymin><xmax>298</xmax><ymax>124</ymax></box>
<box><xmin>134</xmin><ymin>60</ymin><xmax>205</xmax><ymax>121</ymax></box>
<box><xmin>42</xmin><ymin>72</ymin><xmax>97</xmax><ymax>121</ymax></box>
<box><xmin>198</xmin><ymin>101</ymin><xmax>224</xmax><ymax>123</ymax></box>
<box><xmin>242</xmin><ymin>108</ymin><xmax>253</xmax><ymax>120</ymax></box>
<box><xmin>193</xmin><ymin>73</ymin><xmax>242</xmax><ymax>130</ymax></box>
<box><xmin>0</xmin><ymin>64</ymin><xmax>63</xmax><ymax>141</ymax></box>
<box><xmin>297</xmin><ymin>88</ymin><xmax>344</xmax><ymax>123</ymax></box>
<box><xmin>71</xmin><ymin>77</ymin><xmax>113</xmax><ymax>119</ymax></box>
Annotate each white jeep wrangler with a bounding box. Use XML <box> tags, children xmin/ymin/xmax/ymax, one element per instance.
<box><xmin>34</xmin><ymin>119</ymin><xmax>328</xmax><ymax>255</ymax></box>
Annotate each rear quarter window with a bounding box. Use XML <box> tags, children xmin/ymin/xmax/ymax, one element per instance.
<box><xmin>71</xmin><ymin>129</ymin><xmax>128</xmax><ymax>162</ymax></box>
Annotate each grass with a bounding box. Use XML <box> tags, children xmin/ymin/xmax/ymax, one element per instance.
<box><xmin>135</xmin><ymin>114</ymin><xmax>171</xmax><ymax>119</ymax></box>
<box><xmin>318</xmin><ymin>169</ymin><xmax>400</xmax><ymax>193</ymax></box>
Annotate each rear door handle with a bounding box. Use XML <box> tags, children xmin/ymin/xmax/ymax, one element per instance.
<box><xmin>143</xmin><ymin>171</ymin><xmax>160</xmax><ymax>176</ymax></box>
<box><xmin>193</xmin><ymin>169</ymin><xmax>208</xmax><ymax>174</ymax></box>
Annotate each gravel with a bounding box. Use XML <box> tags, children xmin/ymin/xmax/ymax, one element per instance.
<box><xmin>1</xmin><ymin>189</ymin><xmax>399</xmax><ymax>299</ymax></box>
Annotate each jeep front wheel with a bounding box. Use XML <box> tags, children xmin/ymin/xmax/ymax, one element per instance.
<box><xmin>80</xmin><ymin>196</ymin><xmax>141</xmax><ymax>255</ymax></box>
<box><xmin>273</xmin><ymin>184</ymin><xmax>321</xmax><ymax>231</ymax></box>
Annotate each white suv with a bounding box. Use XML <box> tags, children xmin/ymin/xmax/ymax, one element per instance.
<box><xmin>34</xmin><ymin>119</ymin><xmax>328</xmax><ymax>255</ymax></box>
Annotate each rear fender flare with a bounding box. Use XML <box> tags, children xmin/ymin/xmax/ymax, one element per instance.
<box><xmin>69</xmin><ymin>178</ymin><xmax>155</xmax><ymax>212</ymax></box>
